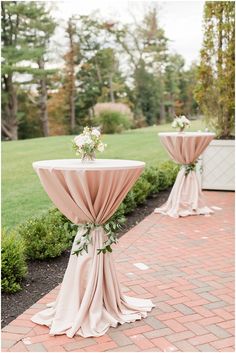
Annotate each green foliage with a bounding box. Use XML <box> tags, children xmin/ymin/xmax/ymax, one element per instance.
<box><xmin>155</xmin><ymin>169</ymin><xmax>169</xmax><ymax>191</ymax></box>
<box><xmin>74</xmin><ymin>17</ymin><xmax>128</xmax><ymax>122</ymax></box>
<box><xmin>95</xmin><ymin>111</ymin><xmax>132</xmax><ymax>134</ymax></box>
<box><xmin>134</xmin><ymin>61</ymin><xmax>163</xmax><ymax>125</ymax></box>
<box><xmin>72</xmin><ymin>203</ymin><xmax>126</xmax><ymax>256</ymax></box>
<box><xmin>2</xmin><ymin>3</ymin><xmax>204</xmax><ymax>140</ymax></box>
<box><xmin>132</xmin><ymin>176</ymin><xmax>151</xmax><ymax>205</ymax></box>
<box><xmin>158</xmin><ymin>160</ymin><xmax>180</xmax><ymax>187</ymax></box>
<box><xmin>142</xmin><ymin>166</ymin><xmax>161</xmax><ymax>195</ymax></box>
<box><xmin>1</xmin><ymin>1</ymin><xmax>57</xmax><ymax>140</ymax></box>
<box><xmin>18</xmin><ymin>209</ymin><xmax>72</xmax><ymax>260</ymax></box>
<box><xmin>1</xmin><ymin>229</ymin><xmax>27</xmax><ymax>293</ymax></box>
<box><xmin>17</xmin><ymin>90</ymin><xmax>42</xmax><ymax>139</ymax></box>
<box><xmin>123</xmin><ymin>191</ymin><xmax>137</xmax><ymax>214</ymax></box>
<box><xmin>97</xmin><ymin>204</ymin><xmax>126</xmax><ymax>254</ymax></box>
<box><xmin>195</xmin><ymin>2</ymin><xmax>235</xmax><ymax>138</ymax></box>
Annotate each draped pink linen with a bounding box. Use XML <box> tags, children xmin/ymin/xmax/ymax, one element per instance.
<box><xmin>154</xmin><ymin>132</ymin><xmax>215</xmax><ymax>218</ymax></box>
<box><xmin>31</xmin><ymin>159</ymin><xmax>154</xmax><ymax>338</ymax></box>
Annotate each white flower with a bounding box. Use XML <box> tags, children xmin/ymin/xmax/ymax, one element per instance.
<box><xmin>172</xmin><ymin>115</ymin><xmax>191</xmax><ymax>130</ymax></box>
<box><xmin>91</xmin><ymin>128</ymin><xmax>100</xmax><ymax>137</ymax></box>
<box><xmin>74</xmin><ymin>134</ymin><xmax>92</xmax><ymax>147</ymax></box>
<box><xmin>73</xmin><ymin>126</ymin><xmax>106</xmax><ymax>157</ymax></box>
<box><xmin>171</xmin><ymin>120</ymin><xmax>177</xmax><ymax>128</ymax></box>
<box><xmin>181</xmin><ymin>115</ymin><xmax>190</xmax><ymax>125</ymax></box>
<box><xmin>97</xmin><ymin>143</ymin><xmax>105</xmax><ymax>152</ymax></box>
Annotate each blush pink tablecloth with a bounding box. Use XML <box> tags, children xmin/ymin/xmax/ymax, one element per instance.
<box><xmin>155</xmin><ymin>132</ymin><xmax>215</xmax><ymax>218</ymax></box>
<box><xmin>31</xmin><ymin>159</ymin><xmax>154</xmax><ymax>338</ymax></box>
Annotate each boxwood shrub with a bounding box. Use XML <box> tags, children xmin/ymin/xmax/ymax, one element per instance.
<box><xmin>132</xmin><ymin>176</ymin><xmax>151</xmax><ymax>205</ymax></box>
<box><xmin>159</xmin><ymin>160</ymin><xmax>180</xmax><ymax>186</ymax></box>
<box><xmin>18</xmin><ymin>208</ymin><xmax>72</xmax><ymax>260</ymax></box>
<box><xmin>123</xmin><ymin>190</ymin><xmax>137</xmax><ymax>214</ymax></box>
<box><xmin>1</xmin><ymin>229</ymin><xmax>27</xmax><ymax>293</ymax></box>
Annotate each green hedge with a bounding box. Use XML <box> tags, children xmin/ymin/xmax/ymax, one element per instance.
<box><xmin>1</xmin><ymin>229</ymin><xmax>27</xmax><ymax>293</ymax></box>
<box><xmin>18</xmin><ymin>208</ymin><xmax>72</xmax><ymax>260</ymax></box>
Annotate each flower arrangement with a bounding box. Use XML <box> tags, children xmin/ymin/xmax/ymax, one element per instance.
<box><xmin>172</xmin><ymin>115</ymin><xmax>191</xmax><ymax>132</ymax></box>
<box><xmin>73</xmin><ymin>127</ymin><xmax>107</xmax><ymax>161</ymax></box>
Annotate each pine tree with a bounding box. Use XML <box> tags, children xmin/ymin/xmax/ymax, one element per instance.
<box><xmin>64</xmin><ymin>17</ymin><xmax>79</xmax><ymax>132</ymax></box>
<box><xmin>19</xmin><ymin>3</ymin><xmax>56</xmax><ymax>137</ymax></box>
<box><xmin>1</xmin><ymin>1</ymin><xmax>56</xmax><ymax>139</ymax></box>
<box><xmin>195</xmin><ymin>1</ymin><xmax>235</xmax><ymax>138</ymax></box>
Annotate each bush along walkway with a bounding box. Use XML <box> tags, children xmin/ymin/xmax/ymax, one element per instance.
<box><xmin>2</xmin><ymin>191</ymin><xmax>234</xmax><ymax>352</ymax></box>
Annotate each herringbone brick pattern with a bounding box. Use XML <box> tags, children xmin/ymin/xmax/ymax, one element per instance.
<box><xmin>2</xmin><ymin>192</ymin><xmax>234</xmax><ymax>352</ymax></box>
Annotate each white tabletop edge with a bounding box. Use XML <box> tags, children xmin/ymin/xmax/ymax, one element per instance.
<box><xmin>158</xmin><ymin>132</ymin><xmax>216</xmax><ymax>137</ymax></box>
<box><xmin>32</xmin><ymin>159</ymin><xmax>146</xmax><ymax>171</ymax></box>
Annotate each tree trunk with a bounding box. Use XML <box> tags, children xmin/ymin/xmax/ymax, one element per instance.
<box><xmin>69</xmin><ymin>88</ymin><xmax>75</xmax><ymax>131</ymax></box>
<box><xmin>68</xmin><ymin>20</ymin><xmax>76</xmax><ymax>132</ymax></box>
<box><xmin>109</xmin><ymin>73</ymin><xmax>115</xmax><ymax>102</ymax></box>
<box><xmin>38</xmin><ymin>58</ymin><xmax>49</xmax><ymax>137</ymax></box>
<box><xmin>160</xmin><ymin>102</ymin><xmax>166</xmax><ymax>123</ymax></box>
<box><xmin>2</xmin><ymin>74</ymin><xmax>18</xmax><ymax>140</ymax></box>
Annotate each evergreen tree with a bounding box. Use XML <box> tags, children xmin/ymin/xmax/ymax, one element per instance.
<box><xmin>73</xmin><ymin>16</ymin><xmax>127</xmax><ymax>124</ymax></box>
<box><xmin>195</xmin><ymin>1</ymin><xmax>235</xmax><ymax>138</ymax></box>
<box><xmin>106</xmin><ymin>7</ymin><xmax>168</xmax><ymax>124</ymax></box>
<box><xmin>179</xmin><ymin>63</ymin><xmax>198</xmax><ymax>117</ymax></box>
<box><xmin>164</xmin><ymin>54</ymin><xmax>184</xmax><ymax>118</ymax></box>
<box><xmin>19</xmin><ymin>3</ymin><xmax>56</xmax><ymax>137</ymax></box>
<box><xmin>64</xmin><ymin>17</ymin><xmax>80</xmax><ymax>132</ymax></box>
<box><xmin>1</xmin><ymin>1</ymin><xmax>56</xmax><ymax>139</ymax></box>
<box><xmin>134</xmin><ymin>60</ymin><xmax>162</xmax><ymax>125</ymax></box>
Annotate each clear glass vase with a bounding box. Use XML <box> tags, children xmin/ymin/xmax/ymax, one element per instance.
<box><xmin>81</xmin><ymin>152</ymin><xmax>96</xmax><ymax>163</ymax></box>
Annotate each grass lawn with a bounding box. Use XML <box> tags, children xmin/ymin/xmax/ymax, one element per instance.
<box><xmin>2</xmin><ymin>120</ymin><xmax>205</xmax><ymax>228</ymax></box>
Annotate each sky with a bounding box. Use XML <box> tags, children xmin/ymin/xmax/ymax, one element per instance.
<box><xmin>51</xmin><ymin>0</ymin><xmax>205</xmax><ymax>68</ymax></box>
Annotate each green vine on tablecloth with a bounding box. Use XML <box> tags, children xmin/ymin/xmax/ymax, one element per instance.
<box><xmin>183</xmin><ymin>159</ymin><xmax>203</xmax><ymax>176</ymax></box>
<box><xmin>72</xmin><ymin>223</ymin><xmax>97</xmax><ymax>256</ymax></box>
<box><xmin>72</xmin><ymin>210</ymin><xmax>126</xmax><ymax>256</ymax></box>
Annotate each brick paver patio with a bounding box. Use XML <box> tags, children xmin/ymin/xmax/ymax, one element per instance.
<box><xmin>2</xmin><ymin>191</ymin><xmax>234</xmax><ymax>352</ymax></box>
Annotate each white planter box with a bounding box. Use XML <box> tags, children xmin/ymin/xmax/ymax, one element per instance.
<box><xmin>201</xmin><ymin>140</ymin><xmax>235</xmax><ymax>191</ymax></box>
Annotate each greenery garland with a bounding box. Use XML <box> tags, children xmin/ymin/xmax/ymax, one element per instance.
<box><xmin>72</xmin><ymin>209</ymin><xmax>126</xmax><ymax>256</ymax></box>
<box><xmin>183</xmin><ymin>158</ymin><xmax>204</xmax><ymax>176</ymax></box>
<box><xmin>183</xmin><ymin>162</ymin><xmax>197</xmax><ymax>175</ymax></box>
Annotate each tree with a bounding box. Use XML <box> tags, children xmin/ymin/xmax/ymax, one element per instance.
<box><xmin>1</xmin><ymin>1</ymin><xmax>56</xmax><ymax>139</ymax></box>
<box><xmin>179</xmin><ymin>63</ymin><xmax>199</xmax><ymax>117</ymax></box>
<box><xmin>71</xmin><ymin>15</ymin><xmax>127</xmax><ymax>124</ymax></box>
<box><xmin>1</xmin><ymin>1</ymin><xmax>32</xmax><ymax>140</ymax></box>
<box><xmin>22</xmin><ymin>3</ymin><xmax>56</xmax><ymax>137</ymax></box>
<box><xmin>75</xmin><ymin>48</ymin><xmax>127</xmax><ymax>123</ymax></box>
<box><xmin>133</xmin><ymin>60</ymin><xmax>162</xmax><ymax>125</ymax></box>
<box><xmin>195</xmin><ymin>1</ymin><xmax>235</xmax><ymax>138</ymax></box>
<box><xmin>164</xmin><ymin>54</ymin><xmax>184</xmax><ymax>118</ymax></box>
<box><xmin>105</xmin><ymin>7</ymin><xmax>168</xmax><ymax>124</ymax></box>
<box><xmin>64</xmin><ymin>17</ymin><xmax>80</xmax><ymax>132</ymax></box>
